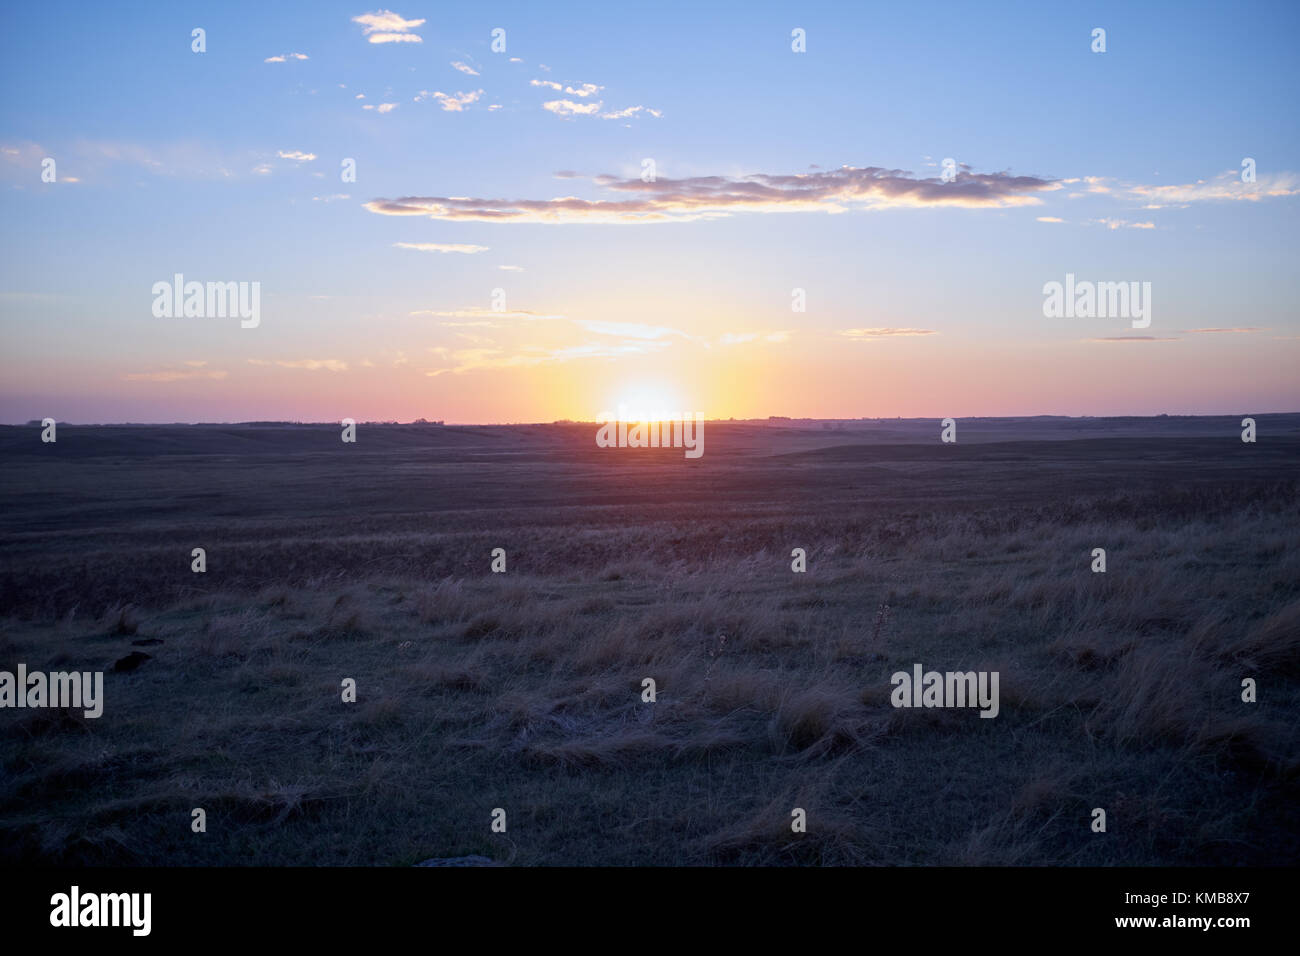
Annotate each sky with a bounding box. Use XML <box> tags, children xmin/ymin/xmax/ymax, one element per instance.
<box><xmin>1</xmin><ymin>0</ymin><xmax>1298</xmax><ymax>424</ymax></box>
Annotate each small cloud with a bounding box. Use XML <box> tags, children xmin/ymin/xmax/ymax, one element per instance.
<box><xmin>509</xmin><ymin>57</ymin><xmax>522</xmax><ymax>63</ymax></box>
<box><xmin>352</xmin><ymin>9</ymin><xmax>425</xmax><ymax>43</ymax></box>
<box><xmin>1184</xmin><ymin>327</ymin><xmax>1265</xmax><ymax>334</ymax></box>
<box><xmin>278</xmin><ymin>150</ymin><xmax>317</xmax><ymax>162</ymax></box>
<box><xmin>543</xmin><ymin>99</ymin><xmax>602</xmax><ymax>117</ymax></box>
<box><xmin>498</xmin><ymin>264</ymin><xmax>524</xmax><ymax>271</ymax></box>
<box><xmin>530</xmin><ymin>79</ymin><xmax>562</xmax><ymax>91</ymax></box>
<box><xmin>1036</xmin><ymin>216</ymin><xmax>1065</xmax><ymax>223</ymax></box>
<box><xmin>123</xmin><ymin>367</ymin><xmax>228</xmax><ymax>382</ymax></box>
<box><xmin>451</xmin><ymin>61</ymin><xmax>480</xmax><ymax>76</ymax></box>
<box><xmin>265</xmin><ymin>52</ymin><xmax>308</xmax><ymax>63</ymax></box>
<box><xmin>1093</xmin><ymin>218</ymin><xmax>1155</xmax><ymax>230</ymax></box>
<box><xmin>417</xmin><ymin>89</ymin><xmax>483</xmax><ymax>111</ymax></box>
<box><xmin>313</xmin><ymin>193</ymin><xmax>350</xmax><ymax>202</ymax></box>
<box><xmin>249</xmin><ymin>358</ymin><xmax>349</xmax><ymax>371</ymax></box>
<box><xmin>840</xmin><ymin>328</ymin><xmax>939</xmax><ymax>339</ymax></box>
<box><xmin>251</xmin><ymin>163</ymin><xmax>273</xmax><ymax>175</ymax></box>
<box><xmin>393</xmin><ymin>242</ymin><xmax>489</xmax><ymax>254</ymax></box>
<box><xmin>1086</xmin><ymin>336</ymin><xmax>1179</xmax><ymax>343</ymax></box>
<box><xmin>363</xmin><ymin>102</ymin><xmax>398</xmax><ymax>113</ymax></box>
<box><xmin>601</xmin><ymin>105</ymin><xmax>662</xmax><ymax>120</ymax></box>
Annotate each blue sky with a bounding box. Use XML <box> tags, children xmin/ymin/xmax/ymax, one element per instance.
<box><xmin>2</xmin><ymin>0</ymin><xmax>1298</xmax><ymax>422</ymax></box>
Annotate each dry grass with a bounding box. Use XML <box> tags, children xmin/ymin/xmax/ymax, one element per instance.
<box><xmin>1</xmin><ymin>430</ymin><xmax>1297</xmax><ymax>865</ymax></box>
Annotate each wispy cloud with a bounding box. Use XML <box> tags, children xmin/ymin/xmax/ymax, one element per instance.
<box><xmin>532</xmin><ymin>79</ymin><xmax>604</xmax><ymax>97</ymax></box>
<box><xmin>423</xmin><ymin>340</ymin><xmax>672</xmax><ymax>376</ymax></box>
<box><xmin>1036</xmin><ymin>216</ymin><xmax>1065</xmax><ymax>223</ymax></box>
<box><xmin>1126</xmin><ymin>170</ymin><xmax>1300</xmax><ymax>207</ymax></box>
<box><xmin>451</xmin><ymin>61</ymin><xmax>480</xmax><ymax>76</ymax></box>
<box><xmin>362</xmin><ymin>102</ymin><xmax>398</xmax><ymax>113</ymax></box>
<box><xmin>123</xmin><ymin>367</ymin><xmax>228</xmax><ymax>382</ymax></box>
<box><xmin>577</xmin><ymin>320</ymin><xmax>688</xmax><ymax>340</ymax></box>
<box><xmin>264</xmin><ymin>53</ymin><xmax>308</xmax><ymax>63</ymax></box>
<box><xmin>278</xmin><ymin>149</ymin><xmax>317</xmax><ymax>162</ymax></box>
<box><xmin>1064</xmin><ymin>170</ymin><xmax>1300</xmax><ymax>209</ymax></box>
<box><xmin>530</xmin><ymin>79</ymin><xmax>658</xmax><ymax>120</ymax></box>
<box><xmin>1093</xmin><ymin>218</ymin><xmax>1154</xmax><ymax>230</ymax></box>
<box><xmin>393</xmin><ymin>242</ymin><xmax>489</xmax><ymax>254</ymax></box>
<box><xmin>601</xmin><ymin>105</ymin><xmax>662</xmax><ymax>120</ymax></box>
<box><xmin>417</xmin><ymin>89</ymin><xmax>483</xmax><ymax>111</ymax></box>
<box><xmin>1184</xmin><ymin>327</ymin><xmax>1265</xmax><ymax>334</ymax></box>
<box><xmin>840</xmin><ymin>328</ymin><xmax>939</xmax><ymax>339</ymax></box>
<box><xmin>248</xmin><ymin>358</ymin><xmax>349</xmax><ymax>371</ymax></box>
<box><xmin>352</xmin><ymin>9</ymin><xmax>425</xmax><ymax>43</ymax></box>
<box><xmin>0</xmin><ymin>141</ymin><xmax>45</xmax><ymax>169</ymax></box>
<box><xmin>1086</xmin><ymin>336</ymin><xmax>1179</xmax><ymax>343</ymax></box>
<box><xmin>365</xmin><ymin>164</ymin><xmax>1059</xmax><ymax>224</ymax></box>
<box><xmin>410</xmin><ymin>307</ymin><xmax>566</xmax><ymax>321</ymax></box>
<box><xmin>1</xmin><ymin>139</ymin><xmax>267</xmax><ymax>182</ymax></box>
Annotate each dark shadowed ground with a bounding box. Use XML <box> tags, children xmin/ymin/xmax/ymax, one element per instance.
<box><xmin>1</xmin><ymin>415</ymin><xmax>1297</xmax><ymax>865</ymax></box>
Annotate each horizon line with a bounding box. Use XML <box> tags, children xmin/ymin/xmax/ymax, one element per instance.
<box><xmin>6</xmin><ymin>411</ymin><xmax>1298</xmax><ymax>428</ymax></box>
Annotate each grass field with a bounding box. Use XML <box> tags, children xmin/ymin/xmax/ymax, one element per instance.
<box><xmin>1</xmin><ymin>415</ymin><xmax>1297</xmax><ymax>865</ymax></box>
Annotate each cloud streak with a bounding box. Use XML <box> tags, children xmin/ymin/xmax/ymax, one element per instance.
<box><xmin>364</xmin><ymin>164</ymin><xmax>1060</xmax><ymax>224</ymax></box>
<box><xmin>123</xmin><ymin>368</ymin><xmax>228</xmax><ymax>382</ymax></box>
<box><xmin>839</xmin><ymin>328</ymin><xmax>940</xmax><ymax>339</ymax></box>
<box><xmin>417</xmin><ymin>89</ymin><xmax>483</xmax><ymax>111</ymax></box>
<box><xmin>1086</xmin><ymin>336</ymin><xmax>1179</xmax><ymax>343</ymax></box>
<box><xmin>249</xmin><ymin>358</ymin><xmax>349</xmax><ymax>371</ymax></box>
<box><xmin>393</xmin><ymin>242</ymin><xmax>489</xmax><ymax>254</ymax></box>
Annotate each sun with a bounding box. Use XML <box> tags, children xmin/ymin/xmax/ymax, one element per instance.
<box><xmin>606</xmin><ymin>384</ymin><xmax>683</xmax><ymax>422</ymax></box>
